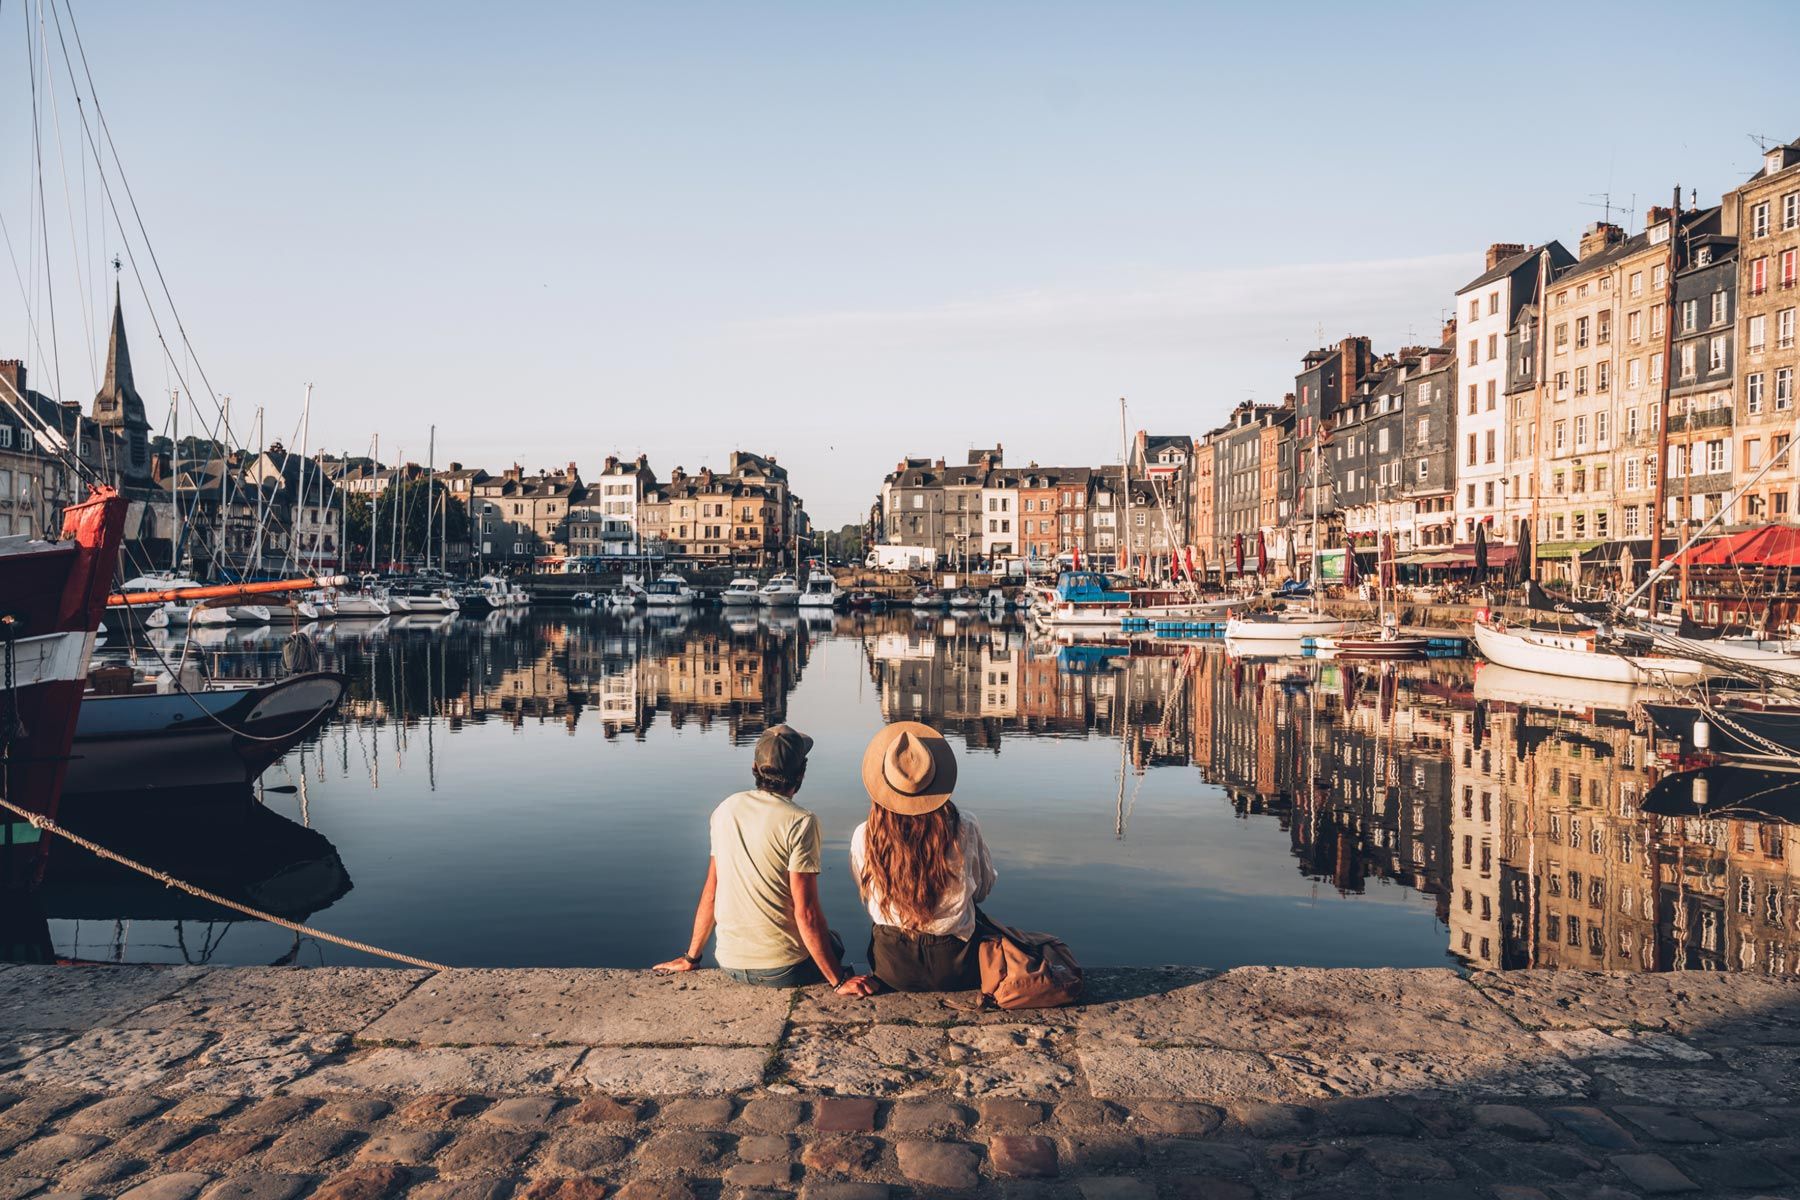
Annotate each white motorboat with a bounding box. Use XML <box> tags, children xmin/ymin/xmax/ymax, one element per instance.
<box><xmin>474</xmin><ymin>574</ymin><xmax>531</xmax><ymax>609</ymax></box>
<box><xmin>1130</xmin><ymin>595</ymin><xmax>1243</xmax><ymax>621</ymax></box>
<box><xmin>392</xmin><ymin>588</ymin><xmax>460</xmax><ymax>615</ymax></box>
<box><xmin>911</xmin><ymin>585</ymin><xmax>945</xmax><ymax>609</ymax></box>
<box><xmin>645</xmin><ymin>573</ymin><xmax>696</xmax><ymax>606</ymax></box>
<box><xmin>334</xmin><ymin>589</ymin><xmax>391</xmax><ymax>619</ymax></box>
<box><xmin>191</xmin><ymin>602</ymin><xmax>273</xmax><ymax>627</ymax></box>
<box><xmin>947</xmin><ymin>587</ymin><xmax>979</xmax><ymax>610</ymax></box>
<box><xmin>980</xmin><ymin>588</ymin><xmax>1009</xmax><ymax>612</ymax></box>
<box><xmin>759</xmin><ymin>574</ymin><xmax>802</xmax><ymax>605</ymax></box>
<box><xmin>798</xmin><ymin>570</ymin><xmax>841</xmax><ymax>609</ymax></box>
<box><xmin>1224</xmin><ymin>610</ymin><xmax>1357</xmax><ymax>642</ymax></box>
<box><xmin>722</xmin><ymin>577</ymin><xmax>763</xmax><ymax>606</ymax></box>
<box><xmin>1471</xmin><ymin>619</ymin><xmax>1710</xmax><ymax>685</ymax></box>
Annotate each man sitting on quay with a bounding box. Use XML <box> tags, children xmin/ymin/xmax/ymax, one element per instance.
<box><xmin>654</xmin><ymin>724</ymin><xmax>876</xmax><ymax>995</ymax></box>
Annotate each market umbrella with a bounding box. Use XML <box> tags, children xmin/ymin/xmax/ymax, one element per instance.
<box><xmin>1286</xmin><ymin>530</ymin><xmax>1298</xmax><ymax>579</ymax></box>
<box><xmin>1618</xmin><ymin>543</ymin><xmax>1635</xmax><ymax>589</ymax></box>
<box><xmin>1570</xmin><ymin>547</ymin><xmax>1583</xmax><ymax>591</ymax></box>
<box><xmin>1233</xmin><ymin>533</ymin><xmax>1245</xmax><ymax>576</ymax></box>
<box><xmin>1472</xmin><ymin>522</ymin><xmax>1489</xmax><ymax>586</ymax></box>
<box><xmin>1184</xmin><ymin>546</ymin><xmax>1195</xmax><ymax>580</ymax></box>
<box><xmin>1516</xmin><ymin>518</ymin><xmax>1533</xmax><ymax>588</ymax></box>
<box><xmin>1255</xmin><ymin>530</ymin><xmax>1269</xmax><ymax>576</ymax></box>
<box><xmin>1380</xmin><ymin>532</ymin><xmax>1395</xmax><ymax>592</ymax></box>
<box><xmin>1343</xmin><ymin>536</ymin><xmax>1359</xmax><ymax>590</ymax></box>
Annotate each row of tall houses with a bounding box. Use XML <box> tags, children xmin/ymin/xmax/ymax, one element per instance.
<box><xmin>875</xmin><ymin>137</ymin><xmax>1800</xmax><ymax>578</ymax></box>
<box><xmin>873</xmin><ymin>440</ymin><xmax>1186</xmax><ymax>571</ymax></box>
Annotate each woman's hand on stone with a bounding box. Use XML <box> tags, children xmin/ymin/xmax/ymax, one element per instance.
<box><xmin>653</xmin><ymin>955</ymin><xmax>697</xmax><ymax>974</ymax></box>
<box><xmin>834</xmin><ymin>973</ymin><xmax>881</xmax><ymax>997</ymax></box>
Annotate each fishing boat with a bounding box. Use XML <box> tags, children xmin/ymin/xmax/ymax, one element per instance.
<box><xmin>0</xmin><ymin>488</ymin><xmax>131</xmax><ymax>887</ymax></box>
<box><xmin>798</xmin><ymin>570</ymin><xmax>841</xmax><ymax>609</ymax></box>
<box><xmin>1471</xmin><ymin>618</ymin><xmax>1710</xmax><ymax>685</ymax></box>
<box><xmin>1034</xmin><ymin>571</ymin><xmax>1132</xmax><ymax>627</ymax></box>
<box><xmin>721</xmin><ymin>577</ymin><xmax>762</xmax><ymax>606</ymax></box>
<box><xmin>65</xmin><ymin>672</ymin><xmax>347</xmax><ymax>798</ymax></box>
<box><xmin>645</xmin><ymin>573</ymin><xmax>696</xmax><ymax>606</ymax></box>
<box><xmin>758</xmin><ymin>574</ymin><xmax>802</xmax><ymax>605</ymax></box>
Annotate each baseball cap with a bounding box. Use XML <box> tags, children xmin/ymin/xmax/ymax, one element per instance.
<box><xmin>753</xmin><ymin>724</ymin><xmax>814</xmax><ymax>777</ymax></box>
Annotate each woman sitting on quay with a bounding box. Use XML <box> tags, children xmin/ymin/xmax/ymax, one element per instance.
<box><xmin>843</xmin><ymin>720</ymin><xmax>998</xmax><ymax>994</ymax></box>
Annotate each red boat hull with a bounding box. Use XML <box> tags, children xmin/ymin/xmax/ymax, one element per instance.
<box><xmin>2</xmin><ymin>487</ymin><xmax>128</xmax><ymax>887</ymax></box>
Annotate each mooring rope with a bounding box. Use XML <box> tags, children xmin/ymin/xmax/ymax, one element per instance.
<box><xmin>0</xmin><ymin>793</ymin><xmax>447</xmax><ymax>971</ymax></box>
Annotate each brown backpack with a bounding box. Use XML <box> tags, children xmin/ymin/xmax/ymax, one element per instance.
<box><xmin>975</xmin><ymin>911</ymin><xmax>1084</xmax><ymax>1009</ymax></box>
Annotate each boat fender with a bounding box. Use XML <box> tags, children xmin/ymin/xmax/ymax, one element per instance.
<box><xmin>1692</xmin><ymin>719</ymin><xmax>1711</xmax><ymax>752</ymax></box>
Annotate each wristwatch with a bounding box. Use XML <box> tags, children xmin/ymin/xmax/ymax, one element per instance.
<box><xmin>682</xmin><ymin>952</ymin><xmax>701</xmax><ymax>966</ymax></box>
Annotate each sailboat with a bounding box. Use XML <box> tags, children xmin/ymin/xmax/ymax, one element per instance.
<box><xmin>1225</xmin><ymin>422</ymin><xmax>1355</xmax><ymax>644</ymax></box>
<box><xmin>1314</xmin><ymin>530</ymin><xmax>1427</xmax><ymax>659</ymax></box>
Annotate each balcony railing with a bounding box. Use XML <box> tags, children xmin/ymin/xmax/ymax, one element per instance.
<box><xmin>1666</xmin><ymin>408</ymin><xmax>1735</xmax><ymax>433</ymax></box>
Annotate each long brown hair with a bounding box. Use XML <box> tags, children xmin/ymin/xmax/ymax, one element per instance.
<box><xmin>858</xmin><ymin>801</ymin><xmax>963</xmax><ymax>929</ymax></box>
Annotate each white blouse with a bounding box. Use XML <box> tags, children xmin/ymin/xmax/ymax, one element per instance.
<box><xmin>849</xmin><ymin>813</ymin><xmax>997</xmax><ymax>940</ymax></box>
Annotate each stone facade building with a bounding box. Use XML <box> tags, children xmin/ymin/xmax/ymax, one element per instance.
<box><xmin>1723</xmin><ymin>140</ymin><xmax>1800</xmax><ymax>524</ymax></box>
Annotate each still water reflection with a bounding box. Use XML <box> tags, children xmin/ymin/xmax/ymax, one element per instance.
<box><xmin>18</xmin><ymin>609</ymin><xmax>1793</xmax><ymax>976</ymax></box>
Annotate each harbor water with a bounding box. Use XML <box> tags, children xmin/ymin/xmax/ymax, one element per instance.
<box><xmin>22</xmin><ymin>608</ymin><xmax>1793</xmax><ymax>976</ymax></box>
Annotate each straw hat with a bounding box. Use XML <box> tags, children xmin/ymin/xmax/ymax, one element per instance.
<box><xmin>860</xmin><ymin>721</ymin><xmax>958</xmax><ymax>816</ymax></box>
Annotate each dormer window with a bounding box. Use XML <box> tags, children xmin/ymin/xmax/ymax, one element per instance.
<box><xmin>1696</xmin><ymin>246</ymin><xmax>1713</xmax><ymax>266</ymax></box>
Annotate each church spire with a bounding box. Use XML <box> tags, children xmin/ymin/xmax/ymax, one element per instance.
<box><xmin>100</xmin><ymin>280</ymin><xmax>137</xmax><ymax>405</ymax></box>
<box><xmin>92</xmin><ymin>268</ymin><xmax>152</xmax><ymax>485</ymax></box>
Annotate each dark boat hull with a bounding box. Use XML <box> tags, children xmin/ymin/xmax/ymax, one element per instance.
<box><xmin>65</xmin><ymin>672</ymin><xmax>347</xmax><ymax>797</ymax></box>
<box><xmin>1643</xmin><ymin>700</ymin><xmax>1800</xmax><ymax>760</ymax></box>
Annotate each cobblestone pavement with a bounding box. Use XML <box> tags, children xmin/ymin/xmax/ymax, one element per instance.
<box><xmin>3</xmin><ymin>963</ymin><xmax>1800</xmax><ymax>1199</ymax></box>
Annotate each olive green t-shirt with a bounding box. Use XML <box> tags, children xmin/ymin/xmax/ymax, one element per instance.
<box><xmin>710</xmin><ymin>788</ymin><xmax>822</xmax><ymax>970</ymax></box>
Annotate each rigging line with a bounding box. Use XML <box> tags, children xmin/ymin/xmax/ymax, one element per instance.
<box><xmin>28</xmin><ymin>0</ymin><xmax>67</xmax><ymax>411</ymax></box>
<box><xmin>49</xmin><ymin>0</ymin><xmax>237</xmax><ymax>448</ymax></box>
<box><xmin>0</xmin><ymin>207</ymin><xmax>61</xmax><ymax>376</ymax></box>
<box><xmin>37</xmin><ymin>0</ymin><xmax>238</xmax><ymax>470</ymax></box>
<box><xmin>0</xmin><ymin>792</ymin><xmax>447</xmax><ymax>970</ymax></box>
<box><xmin>37</xmin><ymin>0</ymin><xmax>97</xmax><ymax>395</ymax></box>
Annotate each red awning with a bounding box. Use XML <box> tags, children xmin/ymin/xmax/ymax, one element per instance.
<box><xmin>1676</xmin><ymin>525</ymin><xmax>1800</xmax><ymax>568</ymax></box>
<box><xmin>1447</xmin><ymin>543</ymin><xmax>1519</xmax><ymax>566</ymax></box>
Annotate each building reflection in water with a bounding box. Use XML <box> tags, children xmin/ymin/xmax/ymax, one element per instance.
<box><xmin>61</xmin><ymin>609</ymin><xmax>1800</xmax><ymax>974</ymax></box>
<box><xmin>862</xmin><ymin>614</ymin><xmax>1800</xmax><ymax>978</ymax></box>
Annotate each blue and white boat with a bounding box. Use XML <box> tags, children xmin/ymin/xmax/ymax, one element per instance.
<box><xmin>1034</xmin><ymin>571</ymin><xmax>1133</xmax><ymax>628</ymax></box>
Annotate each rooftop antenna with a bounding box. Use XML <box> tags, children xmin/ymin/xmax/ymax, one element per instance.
<box><xmin>1749</xmin><ymin>133</ymin><xmax>1780</xmax><ymax>153</ymax></box>
<box><xmin>1582</xmin><ymin>191</ymin><xmax>1636</xmax><ymax>231</ymax></box>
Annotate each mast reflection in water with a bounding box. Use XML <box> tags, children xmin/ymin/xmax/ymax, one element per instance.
<box><xmin>30</xmin><ymin>608</ymin><xmax>1800</xmax><ymax>975</ymax></box>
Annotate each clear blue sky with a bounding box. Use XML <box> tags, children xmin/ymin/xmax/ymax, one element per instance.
<box><xmin>6</xmin><ymin>0</ymin><xmax>1797</xmax><ymax>525</ymax></box>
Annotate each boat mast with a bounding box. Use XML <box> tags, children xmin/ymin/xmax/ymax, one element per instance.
<box><xmin>1119</xmin><ymin>398</ymin><xmax>1130</xmax><ymax>574</ymax></box>
<box><xmin>391</xmin><ymin>446</ymin><xmax>403</xmax><ymax>573</ymax></box>
<box><xmin>218</xmin><ymin>397</ymin><xmax>231</xmax><ymax>578</ymax></box>
<box><xmin>425</xmin><ymin>424</ymin><xmax>435</xmax><ymax>574</ymax></box>
<box><xmin>249</xmin><ymin>407</ymin><xmax>267</xmax><ymax>577</ymax></box>
<box><xmin>370</xmin><ymin>433</ymin><xmax>380</xmax><ymax>573</ymax></box>
<box><xmin>1649</xmin><ymin>184</ymin><xmax>1682</xmax><ymax>618</ymax></box>
<box><xmin>1311</xmin><ymin>423</ymin><xmax>1320</xmax><ymax>615</ymax></box>
<box><xmin>170</xmin><ymin>390</ymin><xmax>180</xmax><ymax>574</ymax></box>
<box><xmin>299</xmin><ymin>383</ymin><xmax>313</xmax><ymax>573</ymax></box>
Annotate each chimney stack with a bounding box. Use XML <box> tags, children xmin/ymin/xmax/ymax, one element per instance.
<box><xmin>1579</xmin><ymin>222</ymin><xmax>1625</xmax><ymax>259</ymax></box>
<box><xmin>1441</xmin><ymin>316</ymin><xmax>1458</xmax><ymax>346</ymax></box>
<box><xmin>1485</xmin><ymin>243</ymin><xmax>1525</xmax><ymax>271</ymax></box>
